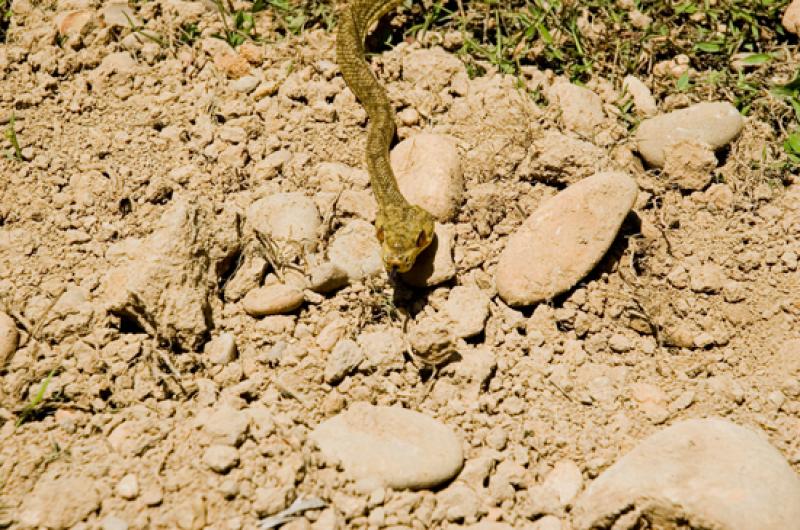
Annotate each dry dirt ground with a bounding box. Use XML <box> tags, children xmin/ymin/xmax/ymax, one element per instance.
<box><xmin>1</xmin><ymin>0</ymin><xmax>800</xmax><ymax>529</ymax></box>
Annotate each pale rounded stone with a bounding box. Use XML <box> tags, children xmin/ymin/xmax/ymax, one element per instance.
<box><xmin>622</xmin><ymin>75</ymin><xmax>657</xmax><ymax>116</ymax></box>
<box><xmin>115</xmin><ymin>474</ymin><xmax>139</xmax><ymax>500</ymax></box>
<box><xmin>496</xmin><ymin>171</ymin><xmax>638</xmax><ymax>306</ymax></box>
<box><xmin>308</xmin><ymin>261</ymin><xmax>349</xmax><ymax>293</ymax></box>
<box><xmin>0</xmin><ymin>311</ymin><xmax>19</xmax><ymax>367</ymax></box>
<box><xmin>100</xmin><ymin>515</ymin><xmax>129</xmax><ymax>530</ymax></box>
<box><xmin>328</xmin><ymin>220</ymin><xmax>383</xmax><ymax>281</ymax></box>
<box><xmin>324</xmin><ymin>338</ymin><xmax>364</xmax><ymax>384</ymax></box>
<box><xmin>572</xmin><ymin>418</ymin><xmax>800</xmax><ymax>530</ymax></box>
<box><xmin>542</xmin><ymin>460</ymin><xmax>583</xmax><ymax>506</ymax></box>
<box><xmin>442</xmin><ymin>286</ymin><xmax>490</xmax><ymax>339</ymax></box>
<box><xmin>247</xmin><ymin>192</ymin><xmax>320</xmax><ymax>249</ymax></box>
<box><xmin>204</xmin><ymin>332</ymin><xmax>237</xmax><ymax>365</ymax></box>
<box><xmin>231</xmin><ymin>75</ymin><xmax>260</xmax><ymax>94</ymax></box>
<box><xmin>102</xmin><ymin>2</ymin><xmax>139</xmax><ymax>27</ymax></box>
<box><xmin>390</xmin><ymin>133</ymin><xmax>463</xmax><ymax>222</ymax></box>
<box><xmin>202</xmin><ymin>405</ymin><xmax>249</xmax><ymax>446</ymax></box>
<box><xmin>310</xmin><ymin>402</ymin><xmax>464</xmax><ymax>490</ymax></box>
<box><xmin>635</xmin><ymin>102</ymin><xmax>744</xmax><ymax>167</ymax></box>
<box><xmin>547</xmin><ymin>80</ymin><xmax>605</xmax><ymax>137</ymax></box>
<box><xmin>401</xmin><ymin>223</ymin><xmax>456</xmax><ymax>287</ymax></box>
<box><xmin>784</xmin><ymin>0</ymin><xmax>800</xmax><ymax>35</ymax></box>
<box><xmin>242</xmin><ymin>284</ymin><xmax>304</xmax><ymax>317</ymax></box>
<box><xmin>203</xmin><ymin>444</ymin><xmax>239</xmax><ymax>473</ymax></box>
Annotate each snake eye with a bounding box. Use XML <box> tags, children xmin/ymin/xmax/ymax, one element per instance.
<box><xmin>416</xmin><ymin>231</ymin><xmax>429</xmax><ymax>248</ymax></box>
<box><xmin>376</xmin><ymin>227</ymin><xmax>384</xmax><ymax>242</ymax></box>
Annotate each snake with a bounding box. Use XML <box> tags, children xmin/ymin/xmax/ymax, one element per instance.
<box><xmin>337</xmin><ymin>0</ymin><xmax>435</xmax><ymax>274</ymax></box>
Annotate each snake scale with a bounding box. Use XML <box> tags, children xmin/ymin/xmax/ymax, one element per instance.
<box><xmin>337</xmin><ymin>0</ymin><xmax>436</xmax><ymax>273</ymax></box>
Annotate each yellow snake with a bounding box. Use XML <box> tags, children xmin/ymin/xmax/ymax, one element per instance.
<box><xmin>337</xmin><ymin>0</ymin><xmax>435</xmax><ymax>273</ymax></box>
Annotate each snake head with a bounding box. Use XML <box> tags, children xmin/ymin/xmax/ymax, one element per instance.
<box><xmin>376</xmin><ymin>204</ymin><xmax>435</xmax><ymax>274</ymax></box>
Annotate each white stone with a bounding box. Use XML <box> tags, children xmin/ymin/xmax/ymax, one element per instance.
<box><xmin>572</xmin><ymin>418</ymin><xmax>800</xmax><ymax>530</ymax></box>
<box><xmin>324</xmin><ymin>339</ymin><xmax>364</xmax><ymax>384</ymax></box>
<box><xmin>230</xmin><ymin>75</ymin><xmax>260</xmax><ymax>94</ymax></box>
<box><xmin>203</xmin><ymin>444</ymin><xmax>239</xmax><ymax>473</ymax></box>
<box><xmin>115</xmin><ymin>473</ymin><xmax>139</xmax><ymax>500</ymax></box>
<box><xmin>442</xmin><ymin>286</ymin><xmax>490</xmax><ymax>339</ymax></box>
<box><xmin>543</xmin><ymin>460</ymin><xmax>583</xmax><ymax>506</ymax></box>
<box><xmin>242</xmin><ymin>284</ymin><xmax>304</xmax><ymax>317</ymax></box>
<box><xmin>204</xmin><ymin>332</ymin><xmax>237</xmax><ymax>364</ymax></box>
<box><xmin>390</xmin><ymin>133</ymin><xmax>463</xmax><ymax>222</ymax></box>
<box><xmin>328</xmin><ymin>220</ymin><xmax>383</xmax><ymax>281</ymax></box>
<box><xmin>622</xmin><ymin>75</ymin><xmax>658</xmax><ymax>116</ymax></box>
<box><xmin>635</xmin><ymin>102</ymin><xmax>744</xmax><ymax>167</ymax></box>
<box><xmin>547</xmin><ymin>80</ymin><xmax>605</xmax><ymax>137</ymax></box>
<box><xmin>310</xmin><ymin>403</ymin><xmax>463</xmax><ymax>490</ymax></box>
<box><xmin>308</xmin><ymin>261</ymin><xmax>349</xmax><ymax>293</ymax></box>
<box><xmin>100</xmin><ymin>515</ymin><xmax>129</xmax><ymax>530</ymax></box>
<box><xmin>496</xmin><ymin>171</ymin><xmax>638</xmax><ymax>306</ymax></box>
<box><xmin>202</xmin><ymin>405</ymin><xmax>249</xmax><ymax>446</ymax></box>
<box><xmin>247</xmin><ymin>192</ymin><xmax>320</xmax><ymax>250</ymax></box>
<box><xmin>102</xmin><ymin>2</ymin><xmax>139</xmax><ymax>27</ymax></box>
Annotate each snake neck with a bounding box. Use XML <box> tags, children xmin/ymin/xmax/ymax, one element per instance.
<box><xmin>337</xmin><ymin>0</ymin><xmax>411</xmax><ymax>219</ymax></box>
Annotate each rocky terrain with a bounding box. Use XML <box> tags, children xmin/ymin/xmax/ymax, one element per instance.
<box><xmin>1</xmin><ymin>0</ymin><xmax>800</xmax><ymax>529</ymax></box>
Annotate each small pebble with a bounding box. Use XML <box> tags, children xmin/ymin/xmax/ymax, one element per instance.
<box><xmin>310</xmin><ymin>402</ymin><xmax>464</xmax><ymax>490</ymax></box>
<box><xmin>308</xmin><ymin>261</ymin><xmax>349</xmax><ymax>293</ymax></box>
<box><xmin>542</xmin><ymin>460</ymin><xmax>583</xmax><ymax>507</ymax></box>
<box><xmin>442</xmin><ymin>286</ymin><xmax>490</xmax><ymax>339</ymax></box>
<box><xmin>253</xmin><ymin>486</ymin><xmax>289</xmax><ymax>517</ymax></box>
<box><xmin>100</xmin><ymin>515</ymin><xmax>129</xmax><ymax>530</ymax></box>
<box><xmin>203</xmin><ymin>445</ymin><xmax>239</xmax><ymax>473</ymax></box>
<box><xmin>242</xmin><ymin>284</ymin><xmax>304</xmax><ymax>317</ymax></box>
<box><xmin>635</xmin><ymin>102</ymin><xmax>744</xmax><ymax>167</ymax></box>
<box><xmin>230</xmin><ymin>75</ymin><xmax>260</xmax><ymax>94</ymax></box>
<box><xmin>622</xmin><ymin>75</ymin><xmax>657</xmax><ymax>116</ymax></box>
<box><xmin>204</xmin><ymin>332</ymin><xmax>237</xmax><ymax>365</ymax></box>
<box><xmin>115</xmin><ymin>474</ymin><xmax>139</xmax><ymax>500</ymax></box>
<box><xmin>546</xmin><ymin>80</ymin><xmax>605</xmax><ymax>137</ymax></box>
<box><xmin>324</xmin><ymin>339</ymin><xmax>364</xmax><ymax>384</ymax></box>
<box><xmin>202</xmin><ymin>405</ymin><xmax>249</xmax><ymax>446</ymax></box>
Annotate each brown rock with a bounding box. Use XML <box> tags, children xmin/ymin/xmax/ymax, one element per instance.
<box><xmin>496</xmin><ymin>171</ymin><xmax>638</xmax><ymax>306</ymax></box>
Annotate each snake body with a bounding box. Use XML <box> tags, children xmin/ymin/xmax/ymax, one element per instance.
<box><xmin>337</xmin><ymin>0</ymin><xmax>435</xmax><ymax>273</ymax></box>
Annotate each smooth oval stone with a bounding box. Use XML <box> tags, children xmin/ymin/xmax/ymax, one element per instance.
<box><xmin>247</xmin><ymin>192</ymin><xmax>320</xmax><ymax>248</ymax></box>
<box><xmin>310</xmin><ymin>402</ymin><xmax>464</xmax><ymax>490</ymax></box>
<box><xmin>572</xmin><ymin>418</ymin><xmax>800</xmax><ymax>530</ymax></box>
<box><xmin>242</xmin><ymin>284</ymin><xmax>304</xmax><ymax>317</ymax></box>
<box><xmin>496</xmin><ymin>171</ymin><xmax>637</xmax><ymax>306</ymax></box>
<box><xmin>635</xmin><ymin>101</ymin><xmax>744</xmax><ymax>167</ymax></box>
<box><xmin>390</xmin><ymin>133</ymin><xmax>464</xmax><ymax>222</ymax></box>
